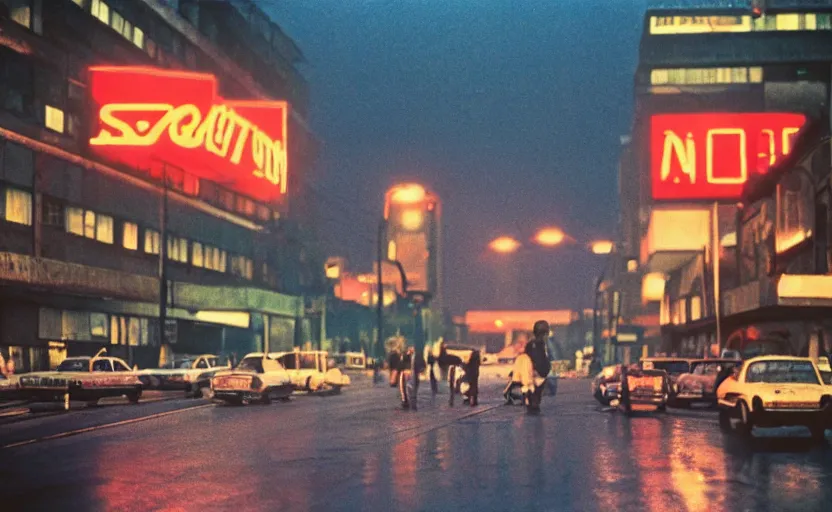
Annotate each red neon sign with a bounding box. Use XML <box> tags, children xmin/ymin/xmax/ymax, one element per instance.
<box><xmin>651</xmin><ymin>113</ymin><xmax>806</xmax><ymax>201</ymax></box>
<box><xmin>87</xmin><ymin>67</ymin><xmax>288</xmax><ymax>204</ymax></box>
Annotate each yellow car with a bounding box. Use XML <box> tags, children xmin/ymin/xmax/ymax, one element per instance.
<box><xmin>716</xmin><ymin>356</ymin><xmax>832</xmax><ymax>441</ymax></box>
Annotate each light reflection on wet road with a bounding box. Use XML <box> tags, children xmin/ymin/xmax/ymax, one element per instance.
<box><xmin>2</xmin><ymin>378</ymin><xmax>832</xmax><ymax>511</ymax></box>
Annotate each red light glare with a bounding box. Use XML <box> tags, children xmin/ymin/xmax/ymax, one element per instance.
<box><xmin>87</xmin><ymin>66</ymin><xmax>289</xmax><ymax>204</ymax></box>
<box><xmin>651</xmin><ymin>113</ymin><xmax>806</xmax><ymax>201</ymax></box>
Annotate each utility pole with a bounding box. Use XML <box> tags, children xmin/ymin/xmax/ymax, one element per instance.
<box><xmin>376</xmin><ymin>219</ymin><xmax>385</xmax><ymax>359</ymax></box>
<box><xmin>158</xmin><ymin>165</ymin><xmax>169</xmax><ymax>349</ymax></box>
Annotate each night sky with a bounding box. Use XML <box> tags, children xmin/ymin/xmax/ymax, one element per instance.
<box><xmin>270</xmin><ymin>0</ymin><xmax>647</xmax><ymax>315</ymax></box>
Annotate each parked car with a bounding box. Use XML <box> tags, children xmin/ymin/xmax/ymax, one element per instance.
<box><xmin>672</xmin><ymin>358</ymin><xmax>741</xmax><ymax>407</ymax></box>
<box><xmin>272</xmin><ymin>350</ymin><xmax>351</xmax><ymax>393</ymax></box>
<box><xmin>331</xmin><ymin>352</ymin><xmax>368</xmax><ymax>371</ymax></box>
<box><xmin>138</xmin><ymin>354</ymin><xmax>230</xmax><ymax>397</ymax></box>
<box><xmin>592</xmin><ymin>365</ymin><xmax>623</xmax><ymax>406</ymax></box>
<box><xmin>211</xmin><ymin>353</ymin><xmax>293</xmax><ymax>405</ymax></box>
<box><xmin>640</xmin><ymin>357</ymin><xmax>692</xmax><ymax>384</ymax></box>
<box><xmin>16</xmin><ymin>350</ymin><xmax>142</xmax><ymax>410</ymax></box>
<box><xmin>716</xmin><ymin>356</ymin><xmax>832</xmax><ymax>441</ymax></box>
<box><xmin>618</xmin><ymin>366</ymin><xmax>672</xmax><ymax>415</ymax></box>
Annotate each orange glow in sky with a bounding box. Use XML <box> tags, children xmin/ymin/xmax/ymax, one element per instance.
<box><xmin>489</xmin><ymin>236</ymin><xmax>521</xmax><ymax>254</ymax></box>
<box><xmin>534</xmin><ymin>227</ymin><xmax>565</xmax><ymax>247</ymax></box>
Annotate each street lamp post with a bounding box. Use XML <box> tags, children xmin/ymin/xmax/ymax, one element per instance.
<box><xmin>376</xmin><ymin>219</ymin><xmax>385</xmax><ymax>360</ymax></box>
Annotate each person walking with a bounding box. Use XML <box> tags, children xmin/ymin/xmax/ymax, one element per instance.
<box><xmin>464</xmin><ymin>350</ymin><xmax>481</xmax><ymax>406</ymax></box>
<box><xmin>524</xmin><ymin>320</ymin><xmax>551</xmax><ymax>413</ymax></box>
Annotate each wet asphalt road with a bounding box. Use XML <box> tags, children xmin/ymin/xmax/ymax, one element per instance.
<box><xmin>2</xmin><ymin>375</ymin><xmax>832</xmax><ymax>512</ymax></box>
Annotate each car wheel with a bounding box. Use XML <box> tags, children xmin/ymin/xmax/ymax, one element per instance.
<box><xmin>128</xmin><ymin>388</ymin><xmax>141</xmax><ymax>404</ymax></box>
<box><xmin>736</xmin><ymin>401</ymin><xmax>753</xmax><ymax>437</ymax></box>
<box><xmin>718</xmin><ymin>407</ymin><xmax>732</xmax><ymax>431</ymax></box>
<box><xmin>809</xmin><ymin>425</ymin><xmax>826</xmax><ymax>443</ymax></box>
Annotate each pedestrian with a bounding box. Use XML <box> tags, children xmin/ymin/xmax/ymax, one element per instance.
<box><xmin>428</xmin><ymin>349</ymin><xmax>439</xmax><ymax>394</ymax></box>
<box><xmin>589</xmin><ymin>354</ymin><xmax>602</xmax><ymax>376</ymax></box>
<box><xmin>398</xmin><ymin>347</ymin><xmax>425</xmax><ymax>410</ymax></box>
<box><xmin>388</xmin><ymin>349</ymin><xmax>401</xmax><ymax>388</ymax></box>
<box><xmin>464</xmin><ymin>350</ymin><xmax>481</xmax><ymax>406</ymax></box>
<box><xmin>436</xmin><ymin>343</ymin><xmax>464</xmax><ymax>406</ymax></box>
<box><xmin>524</xmin><ymin>320</ymin><xmax>551</xmax><ymax>413</ymax></box>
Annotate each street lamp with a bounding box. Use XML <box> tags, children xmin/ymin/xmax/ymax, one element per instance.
<box><xmin>589</xmin><ymin>240</ymin><xmax>614</xmax><ymax>255</ymax></box>
<box><xmin>534</xmin><ymin>227</ymin><xmax>565</xmax><ymax>247</ymax></box>
<box><xmin>488</xmin><ymin>236</ymin><xmax>521</xmax><ymax>254</ymax></box>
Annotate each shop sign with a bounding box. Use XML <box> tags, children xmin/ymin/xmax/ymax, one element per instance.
<box><xmin>651</xmin><ymin>113</ymin><xmax>806</xmax><ymax>200</ymax></box>
<box><xmin>88</xmin><ymin>67</ymin><xmax>289</xmax><ymax>204</ymax></box>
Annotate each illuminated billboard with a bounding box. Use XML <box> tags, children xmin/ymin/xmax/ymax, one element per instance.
<box><xmin>651</xmin><ymin>113</ymin><xmax>806</xmax><ymax>201</ymax></box>
<box><xmin>87</xmin><ymin>67</ymin><xmax>288</xmax><ymax>204</ymax></box>
<box><xmin>384</xmin><ymin>184</ymin><xmax>439</xmax><ymax>295</ymax></box>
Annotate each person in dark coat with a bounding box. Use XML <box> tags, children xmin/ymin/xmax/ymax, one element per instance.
<box><xmin>463</xmin><ymin>350</ymin><xmax>481</xmax><ymax>406</ymax></box>
<box><xmin>388</xmin><ymin>350</ymin><xmax>402</xmax><ymax>387</ymax></box>
<box><xmin>524</xmin><ymin>320</ymin><xmax>551</xmax><ymax>412</ymax></box>
<box><xmin>436</xmin><ymin>343</ymin><xmax>464</xmax><ymax>405</ymax></box>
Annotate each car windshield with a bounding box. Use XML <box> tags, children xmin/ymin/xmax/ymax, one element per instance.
<box><xmin>237</xmin><ymin>357</ymin><xmax>264</xmax><ymax>373</ymax></box>
<box><xmin>746</xmin><ymin>361</ymin><xmax>820</xmax><ymax>384</ymax></box>
<box><xmin>650</xmin><ymin>361</ymin><xmax>689</xmax><ymax>375</ymax></box>
<box><xmin>57</xmin><ymin>359</ymin><xmax>88</xmax><ymax>372</ymax></box>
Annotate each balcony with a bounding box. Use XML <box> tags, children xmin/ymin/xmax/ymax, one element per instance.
<box><xmin>0</xmin><ymin>252</ymin><xmax>158</xmax><ymax>302</ymax></box>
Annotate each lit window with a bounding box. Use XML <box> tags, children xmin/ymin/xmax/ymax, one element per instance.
<box><xmin>776</xmin><ymin>14</ymin><xmax>800</xmax><ymax>31</ymax></box>
<box><xmin>144</xmin><ymin>229</ymin><xmax>160</xmax><ymax>255</ymax></box>
<box><xmin>83</xmin><ymin>210</ymin><xmax>96</xmax><ymax>239</ymax></box>
<box><xmin>45</xmin><ymin>105</ymin><xmax>65</xmax><ymax>133</ymax></box>
<box><xmin>96</xmin><ymin>214</ymin><xmax>113</xmax><ymax>244</ymax></box>
<box><xmin>122</xmin><ymin>19</ymin><xmax>133</xmax><ymax>40</ymax></box>
<box><xmin>133</xmin><ymin>27</ymin><xmax>145</xmax><ymax>48</ymax></box>
<box><xmin>8</xmin><ymin>0</ymin><xmax>31</xmax><ymax>29</ymax></box>
<box><xmin>178</xmin><ymin>238</ymin><xmax>188</xmax><ymax>263</ymax></box>
<box><xmin>192</xmin><ymin>242</ymin><xmax>203</xmax><ymax>267</ymax></box>
<box><xmin>167</xmin><ymin>237</ymin><xmax>178</xmax><ymax>262</ymax></box>
<box><xmin>819</xmin><ymin>14</ymin><xmax>832</xmax><ymax>30</ymax></box>
<box><xmin>111</xmin><ymin>11</ymin><xmax>125</xmax><ymax>34</ymax></box>
<box><xmin>805</xmin><ymin>14</ymin><xmax>818</xmax><ymax>30</ymax></box>
<box><xmin>122</xmin><ymin>222</ymin><xmax>138</xmax><ymax>250</ymax></box>
<box><xmin>749</xmin><ymin>67</ymin><xmax>763</xmax><ymax>83</ymax></box>
<box><xmin>91</xmin><ymin>0</ymin><xmax>110</xmax><ymax>24</ymax></box>
<box><xmin>219</xmin><ymin>250</ymin><xmax>227</xmax><ymax>272</ymax></box>
<box><xmin>66</xmin><ymin>207</ymin><xmax>83</xmax><ymax>235</ymax></box>
<box><xmin>3</xmin><ymin>188</ymin><xmax>32</xmax><ymax>225</ymax></box>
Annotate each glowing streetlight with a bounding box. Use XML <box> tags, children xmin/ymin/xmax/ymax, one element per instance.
<box><xmin>494</xmin><ymin>319</ymin><xmax>504</xmax><ymax>328</ymax></box>
<box><xmin>534</xmin><ymin>227</ymin><xmax>566</xmax><ymax>247</ymax></box>
<box><xmin>389</xmin><ymin>183</ymin><xmax>426</xmax><ymax>204</ymax></box>
<box><xmin>489</xmin><ymin>236</ymin><xmax>521</xmax><ymax>254</ymax></box>
<box><xmin>590</xmin><ymin>240</ymin><xmax>614</xmax><ymax>255</ymax></box>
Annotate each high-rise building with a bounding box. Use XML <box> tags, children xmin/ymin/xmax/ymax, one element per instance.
<box><xmin>383</xmin><ymin>183</ymin><xmax>443</xmax><ymax>340</ymax></box>
<box><xmin>602</xmin><ymin>0</ymin><xmax>832</xmax><ymax>362</ymax></box>
<box><xmin>0</xmin><ymin>0</ymin><xmax>320</xmax><ymax>371</ymax></box>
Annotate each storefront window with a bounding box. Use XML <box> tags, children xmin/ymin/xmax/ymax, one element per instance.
<box><xmin>66</xmin><ymin>207</ymin><xmax>83</xmax><ymax>235</ymax></box>
<box><xmin>128</xmin><ymin>317</ymin><xmax>140</xmax><ymax>346</ymax></box>
<box><xmin>776</xmin><ymin>170</ymin><xmax>814</xmax><ymax>254</ymax></box>
<box><xmin>90</xmin><ymin>313</ymin><xmax>108</xmax><ymax>338</ymax></box>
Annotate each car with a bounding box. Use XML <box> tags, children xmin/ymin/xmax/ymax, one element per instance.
<box><xmin>640</xmin><ymin>357</ymin><xmax>692</xmax><ymax>385</ymax></box>
<box><xmin>672</xmin><ymin>358</ymin><xmax>741</xmax><ymax>407</ymax></box>
<box><xmin>16</xmin><ymin>350</ymin><xmax>142</xmax><ymax>410</ymax></box>
<box><xmin>618</xmin><ymin>366</ymin><xmax>672</xmax><ymax>415</ymax></box>
<box><xmin>592</xmin><ymin>365</ymin><xmax>624</xmax><ymax>406</ymax></box>
<box><xmin>272</xmin><ymin>349</ymin><xmax>351</xmax><ymax>393</ymax></box>
<box><xmin>331</xmin><ymin>351</ymin><xmax>368</xmax><ymax>371</ymax></box>
<box><xmin>716</xmin><ymin>356</ymin><xmax>832</xmax><ymax>441</ymax></box>
<box><xmin>210</xmin><ymin>353</ymin><xmax>293</xmax><ymax>405</ymax></box>
<box><xmin>138</xmin><ymin>354</ymin><xmax>230</xmax><ymax>397</ymax></box>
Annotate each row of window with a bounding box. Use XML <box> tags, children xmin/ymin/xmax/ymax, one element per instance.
<box><xmin>650</xmin><ymin>66</ymin><xmax>763</xmax><ymax>86</ymax></box>
<box><xmin>87</xmin><ymin>0</ymin><xmax>145</xmax><ymax>50</ymax></box>
<box><xmin>38</xmin><ymin>307</ymin><xmax>157</xmax><ymax>347</ymax></box>
<box><xmin>1</xmin><ymin>189</ymin><xmax>257</xmax><ymax>280</ymax></box>
<box><xmin>650</xmin><ymin>13</ymin><xmax>832</xmax><ymax>35</ymax></box>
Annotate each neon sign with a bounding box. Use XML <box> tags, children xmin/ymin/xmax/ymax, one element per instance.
<box><xmin>88</xmin><ymin>67</ymin><xmax>288</xmax><ymax>203</ymax></box>
<box><xmin>651</xmin><ymin>113</ymin><xmax>806</xmax><ymax>201</ymax></box>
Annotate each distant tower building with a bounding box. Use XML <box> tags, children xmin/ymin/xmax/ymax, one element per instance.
<box><xmin>384</xmin><ymin>184</ymin><xmax>443</xmax><ymax>340</ymax></box>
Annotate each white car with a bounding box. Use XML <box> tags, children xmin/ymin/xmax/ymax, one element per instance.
<box><xmin>138</xmin><ymin>354</ymin><xmax>230</xmax><ymax>397</ymax></box>
<box><xmin>17</xmin><ymin>352</ymin><xmax>142</xmax><ymax>410</ymax></box>
<box><xmin>717</xmin><ymin>356</ymin><xmax>832</xmax><ymax>441</ymax></box>
<box><xmin>272</xmin><ymin>350</ymin><xmax>351</xmax><ymax>393</ymax></box>
<box><xmin>211</xmin><ymin>353</ymin><xmax>293</xmax><ymax>405</ymax></box>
